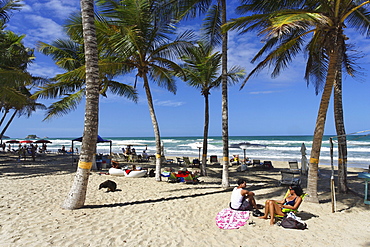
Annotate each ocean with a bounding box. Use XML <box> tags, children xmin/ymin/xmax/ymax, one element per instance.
<box><xmin>24</xmin><ymin>135</ymin><xmax>370</xmax><ymax>169</ymax></box>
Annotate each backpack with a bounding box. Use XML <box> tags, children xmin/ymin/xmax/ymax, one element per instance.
<box><xmin>279</xmin><ymin>212</ymin><xmax>307</xmax><ymax>230</ymax></box>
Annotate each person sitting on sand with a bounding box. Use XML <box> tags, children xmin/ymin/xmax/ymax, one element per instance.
<box><xmin>142</xmin><ymin>150</ymin><xmax>149</xmax><ymax>160</ymax></box>
<box><xmin>132</xmin><ymin>164</ymin><xmax>141</xmax><ymax>171</ymax></box>
<box><xmin>125</xmin><ymin>146</ymin><xmax>131</xmax><ymax>155</ymax></box>
<box><xmin>258</xmin><ymin>184</ymin><xmax>303</xmax><ymax>225</ymax></box>
<box><xmin>111</xmin><ymin>160</ymin><xmax>120</xmax><ymax>169</ymax></box>
<box><xmin>230</xmin><ymin>179</ymin><xmax>264</xmax><ymax>216</ymax></box>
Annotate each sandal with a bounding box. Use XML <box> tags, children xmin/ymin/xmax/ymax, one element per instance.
<box><xmin>253</xmin><ymin>209</ymin><xmax>265</xmax><ymax>217</ymax></box>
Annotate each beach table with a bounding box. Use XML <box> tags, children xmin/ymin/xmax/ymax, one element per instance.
<box><xmin>358</xmin><ymin>172</ymin><xmax>370</xmax><ymax>205</ymax></box>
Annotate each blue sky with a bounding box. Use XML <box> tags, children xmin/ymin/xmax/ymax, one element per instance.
<box><xmin>3</xmin><ymin>0</ymin><xmax>370</xmax><ymax>139</ymax></box>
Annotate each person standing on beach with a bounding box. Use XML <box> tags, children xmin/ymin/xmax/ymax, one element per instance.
<box><xmin>230</xmin><ymin>179</ymin><xmax>264</xmax><ymax>216</ymax></box>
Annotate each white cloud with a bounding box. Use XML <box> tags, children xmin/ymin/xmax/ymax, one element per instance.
<box><xmin>249</xmin><ymin>90</ymin><xmax>277</xmax><ymax>95</ymax></box>
<box><xmin>28</xmin><ymin>61</ymin><xmax>64</xmax><ymax>78</ymax></box>
<box><xmin>32</xmin><ymin>0</ymin><xmax>79</xmax><ymax>20</ymax></box>
<box><xmin>25</xmin><ymin>14</ymin><xmax>66</xmax><ymax>44</ymax></box>
<box><xmin>19</xmin><ymin>2</ymin><xmax>32</xmax><ymax>12</ymax></box>
<box><xmin>154</xmin><ymin>100</ymin><xmax>185</xmax><ymax>107</ymax></box>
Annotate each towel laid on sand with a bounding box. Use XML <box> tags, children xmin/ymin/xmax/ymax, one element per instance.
<box><xmin>215</xmin><ymin>208</ymin><xmax>250</xmax><ymax>229</ymax></box>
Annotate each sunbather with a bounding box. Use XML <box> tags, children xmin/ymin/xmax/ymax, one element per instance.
<box><xmin>259</xmin><ymin>184</ymin><xmax>303</xmax><ymax>225</ymax></box>
<box><xmin>230</xmin><ymin>179</ymin><xmax>264</xmax><ymax>216</ymax></box>
<box><xmin>111</xmin><ymin>160</ymin><xmax>120</xmax><ymax>169</ymax></box>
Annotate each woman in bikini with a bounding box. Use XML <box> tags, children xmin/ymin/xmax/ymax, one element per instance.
<box><xmin>259</xmin><ymin>184</ymin><xmax>303</xmax><ymax>225</ymax></box>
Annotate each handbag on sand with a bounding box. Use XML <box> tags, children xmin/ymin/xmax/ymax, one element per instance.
<box><xmin>279</xmin><ymin>212</ymin><xmax>307</xmax><ymax>230</ymax></box>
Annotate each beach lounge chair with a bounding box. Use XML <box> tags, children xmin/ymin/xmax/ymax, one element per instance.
<box><xmin>183</xmin><ymin>157</ymin><xmax>192</xmax><ymax>167</ymax></box>
<box><xmin>275</xmin><ymin>189</ymin><xmax>308</xmax><ymax>219</ymax></box>
<box><xmin>183</xmin><ymin>174</ymin><xmax>194</xmax><ymax>184</ymax></box>
<box><xmin>167</xmin><ymin>172</ymin><xmax>179</xmax><ymax>183</ymax></box>
<box><xmin>210</xmin><ymin>155</ymin><xmax>218</xmax><ymax>163</ymax></box>
<box><xmin>176</xmin><ymin>157</ymin><xmax>184</xmax><ymax>166</ymax></box>
<box><xmin>192</xmin><ymin>159</ymin><xmax>200</xmax><ymax>168</ymax></box>
<box><xmin>262</xmin><ymin>161</ymin><xmax>273</xmax><ymax>170</ymax></box>
<box><xmin>252</xmin><ymin>159</ymin><xmax>261</xmax><ymax>167</ymax></box>
<box><xmin>288</xmin><ymin>160</ymin><xmax>301</xmax><ymax>174</ymax></box>
<box><xmin>278</xmin><ymin>170</ymin><xmax>301</xmax><ymax>186</ymax></box>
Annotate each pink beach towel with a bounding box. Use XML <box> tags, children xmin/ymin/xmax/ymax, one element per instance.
<box><xmin>215</xmin><ymin>208</ymin><xmax>250</xmax><ymax>230</ymax></box>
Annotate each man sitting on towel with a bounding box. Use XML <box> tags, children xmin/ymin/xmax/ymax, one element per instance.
<box><xmin>230</xmin><ymin>178</ymin><xmax>264</xmax><ymax>217</ymax></box>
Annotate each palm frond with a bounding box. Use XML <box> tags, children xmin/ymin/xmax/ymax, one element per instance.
<box><xmin>0</xmin><ymin>86</ymin><xmax>28</xmax><ymax>107</ymax></box>
<box><xmin>43</xmin><ymin>89</ymin><xmax>84</xmax><ymax>121</ymax></box>
<box><xmin>149</xmin><ymin>64</ymin><xmax>177</xmax><ymax>93</ymax></box>
<box><xmin>0</xmin><ymin>0</ymin><xmax>22</xmax><ymax>24</ymax></box>
<box><xmin>201</xmin><ymin>4</ymin><xmax>222</xmax><ymax>46</ymax></box>
<box><xmin>107</xmin><ymin>80</ymin><xmax>138</xmax><ymax>102</ymax></box>
<box><xmin>346</xmin><ymin>4</ymin><xmax>370</xmax><ymax>37</ymax></box>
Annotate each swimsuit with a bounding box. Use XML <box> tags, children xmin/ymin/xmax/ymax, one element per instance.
<box><xmin>283</xmin><ymin>196</ymin><xmax>297</xmax><ymax>206</ymax></box>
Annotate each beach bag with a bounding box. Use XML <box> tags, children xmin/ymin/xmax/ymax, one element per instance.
<box><xmin>280</xmin><ymin>212</ymin><xmax>307</xmax><ymax>230</ymax></box>
<box><xmin>148</xmin><ymin>169</ymin><xmax>155</xmax><ymax>177</ymax></box>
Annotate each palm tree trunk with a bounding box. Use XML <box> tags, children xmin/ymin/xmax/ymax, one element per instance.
<box><xmin>0</xmin><ymin>109</ymin><xmax>17</xmax><ymax>141</ymax></box>
<box><xmin>0</xmin><ymin>109</ymin><xmax>9</xmax><ymax>127</ymax></box>
<box><xmin>142</xmin><ymin>74</ymin><xmax>162</xmax><ymax>181</ymax></box>
<box><xmin>220</xmin><ymin>0</ymin><xmax>229</xmax><ymax>188</ymax></box>
<box><xmin>334</xmin><ymin>67</ymin><xmax>348</xmax><ymax>193</ymax></box>
<box><xmin>307</xmin><ymin>49</ymin><xmax>339</xmax><ymax>203</ymax></box>
<box><xmin>201</xmin><ymin>93</ymin><xmax>209</xmax><ymax>176</ymax></box>
<box><xmin>62</xmin><ymin>0</ymin><xmax>100</xmax><ymax>210</ymax></box>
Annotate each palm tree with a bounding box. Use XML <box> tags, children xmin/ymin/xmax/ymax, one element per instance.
<box><xmin>333</xmin><ymin>68</ymin><xmax>348</xmax><ymax>192</ymax></box>
<box><xmin>35</xmin><ymin>38</ymin><xmax>137</xmax><ymax>120</ymax></box>
<box><xmin>93</xmin><ymin>0</ymin><xmax>194</xmax><ymax>181</ymax></box>
<box><xmin>0</xmin><ymin>86</ymin><xmax>46</xmax><ymax>140</ymax></box>
<box><xmin>179</xmin><ymin>41</ymin><xmax>244</xmax><ymax>176</ymax></box>
<box><xmin>171</xmin><ymin>0</ymin><xmax>232</xmax><ymax>188</ymax></box>
<box><xmin>62</xmin><ymin>0</ymin><xmax>101</xmax><ymax>210</ymax></box>
<box><xmin>0</xmin><ymin>30</ymin><xmax>33</xmax><ymax>106</ymax></box>
<box><xmin>223</xmin><ymin>0</ymin><xmax>370</xmax><ymax>201</ymax></box>
<box><xmin>0</xmin><ymin>30</ymin><xmax>46</xmax><ymax>141</ymax></box>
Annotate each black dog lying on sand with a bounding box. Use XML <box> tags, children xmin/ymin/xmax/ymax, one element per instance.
<box><xmin>99</xmin><ymin>180</ymin><xmax>117</xmax><ymax>192</ymax></box>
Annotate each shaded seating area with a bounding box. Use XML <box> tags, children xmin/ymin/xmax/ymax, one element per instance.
<box><xmin>71</xmin><ymin>135</ymin><xmax>112</xmax><ymax>168</ymax></box>
<box><xmin>244</xmin><ymin>160</ymin><xmax>273</xmax><ymax>170</ymax></box>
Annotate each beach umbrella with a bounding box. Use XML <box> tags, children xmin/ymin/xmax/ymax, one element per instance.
<box><xmin>34</xmin><ymin>139</ymin><xmax>52</xmax><ymax>144</ymax></box>
<box><xmin>20</xmin><ymin>140</ymin><xmax>33</xmax><ymax>143</ymax></box>
<box><xmin>5</xmin><ymin>140</ymin><xmax>20</xmax><ymax>143</ymax></box>
<box><xmin>300</xmin><ymin>143</ymin><xmax>308</xmax><ymax>175</ymax></box>
<box><xmin>5</xmin><ymin>140</ymin><xmax>20</xmax><ymax>150</ymax></box>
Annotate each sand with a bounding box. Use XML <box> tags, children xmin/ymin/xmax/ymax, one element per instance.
<box><xmin>0</xmin><ymin>153</ymin><xmax>369</xmax><ymax>247</ymax></box>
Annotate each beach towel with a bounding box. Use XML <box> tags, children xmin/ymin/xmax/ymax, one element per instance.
<box><xmin>215</xmin><ymin>208</ymin><xmax>250</xmax><ymax>230</ymax></box>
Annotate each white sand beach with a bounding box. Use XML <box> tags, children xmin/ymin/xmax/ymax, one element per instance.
<box><xmin>0</xmin><ymin>153</ymin><xmax>369</xmax><ymax>247</ymax></box>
